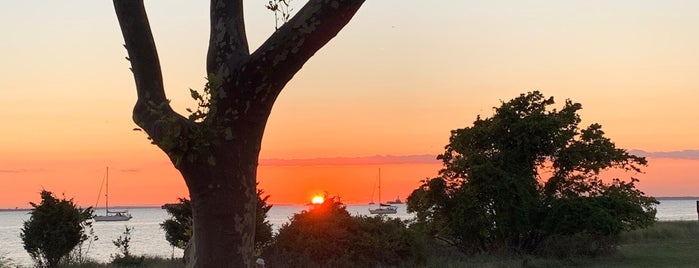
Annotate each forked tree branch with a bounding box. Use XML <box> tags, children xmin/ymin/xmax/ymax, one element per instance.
<box><xmin>113</xmin><ymin>1</ymin><xmax>165</xmax><ymax>102</ymax></box>
<box><xmin>239</xmin><ymin>0</ymin><xmax>366</xmax><ymax>108</ymax></box>
<box><xmin>115</xmin><ymin>0</ymin><xmax>365</xmax><ymax>143</ymax></box>
<box><xmin>207</xmin><ymin>0</ymin><xmax>250</xmax><ymax>76</ymax></box>
<box><xmin>114</xmin><ymin>1</ymin><xmax>190</xmax><ymax>146</ymax></box>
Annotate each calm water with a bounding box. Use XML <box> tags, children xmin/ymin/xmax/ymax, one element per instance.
<box><xmin>1</xmin><ymin>200</ymin><xmax>696</xmax><ymax>267</ymax></box>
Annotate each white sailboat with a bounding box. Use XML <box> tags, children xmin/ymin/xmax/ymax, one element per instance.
<box><xmin>94</xmin><ymin>167</ymin><xmax>132</xmax><ymax>222</ymax></box>
<box><xmin>369</xmin><ymin>168</ymin><xmax>398</xmax><ymax>215</ymax></box>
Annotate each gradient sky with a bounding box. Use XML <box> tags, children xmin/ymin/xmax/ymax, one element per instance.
<box><xmin>1</xmin><ymin>1</ymin><xmax>698</xmax><ymax>208</ymax></box>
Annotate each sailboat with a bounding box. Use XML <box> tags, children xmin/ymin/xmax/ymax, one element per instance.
<box><xmin>94</xmin><ymin>167</ymin><xmax>132</xmax><ymax>222</ymax></box>
<box><xmin>368</xmin><ymin>179</ymin><xmax>377</xmax><ymax>205</ymax></box>
<box><xmin>369</xmin><ymin>168</ymin><xmax>398</xmax><ymax>215</ymax></box>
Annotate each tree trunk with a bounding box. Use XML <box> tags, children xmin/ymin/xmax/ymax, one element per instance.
<box><xmin>181</xmin><ymin>143</ymin><xmax>260</xmax><ymax>267</ymax></box>
<box><xmin>169</xmin><ymin>119</ymin><xmax>266</xmax><ymax>267</ymax></box>
<box><xmin>113</xmin><ymin>1</ymin><xmax>366</xmax><ymax>267</ymax></box>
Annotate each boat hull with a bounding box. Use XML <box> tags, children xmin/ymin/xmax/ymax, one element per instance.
<box><xmin>94</xmin><ymin>213</ymin><xmax>132</xmax><ymax>222</ymax></box>
<box><xmin>369</xmin><ymin>206</ymin><xmax>398</xmax><ymax>215</ymax></box>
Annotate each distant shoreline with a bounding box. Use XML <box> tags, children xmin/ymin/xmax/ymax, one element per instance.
<box><xmin>2</xmin><ymin>197</ymin><xmax>697</xmax><ymax>211</ymax></box>
<box><xmin>0</xmin><ymin>205</ymin><xmax>162</xmax><ymax>212</ymax></box>
<box><xmin>655</xmin><ymin>196</ymin><xmax>699</xmax><ymax>200</ymax></box>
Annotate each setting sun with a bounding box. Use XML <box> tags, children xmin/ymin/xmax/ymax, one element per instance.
<box><xmin>311</xmin><ymin>195</ymin><xmax>325</xmax><ymax>205</ymax></box>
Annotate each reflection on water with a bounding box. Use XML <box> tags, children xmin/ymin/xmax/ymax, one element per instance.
<box><xmin>0</xmin><ymin>199</ymin><xmax>696</xmax><ymax>267</ymax></box>
<box><xmin>0</xmin><ymin>208</ymin><xmax>184</xmax><ymax>267</ymax></box>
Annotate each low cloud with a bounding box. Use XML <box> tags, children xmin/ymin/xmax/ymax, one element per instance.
<box><xmin>259</xmin><ymin>154</ymin><xmax>439</xmax><ymax>166</ymax></box>
<box><xmin>119</xmin><ymin>168</ymin><xmax>140</xmax><ymax>173</ymax></box>
<box><xmin>259</xmin><ymin>150</ymin><xmax>699</xmax><ymax>166</ymax></box>
<box><xmin>0</xmin><ymin>168</ymin><xmax>46</xmax><ymax>173</ymax></box>
<box><xmin>0</xmin><ymin>169</ymin><xmax>27</xmax><ymax>173</ymax></box>
<box><xmin>629</xmin><ymin>149</ymin><xmax>699</xmax><ymax>160</ymax></box>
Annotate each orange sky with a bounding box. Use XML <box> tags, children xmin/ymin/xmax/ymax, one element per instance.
<box><xmin>1</xmin><ymin>1</ymin><xmax>698</xmax><ymax>208</ymax></box>
<box><xmin>1</xmin><ymin>153</ymin><xmax>697</xmax><ymax>209</ymax></box>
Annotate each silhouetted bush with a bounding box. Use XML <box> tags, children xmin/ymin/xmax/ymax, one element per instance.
<box><xmin>21</xmin><ymin>190</ymin><xmax>94</xmax><ymax>268</ymax></box>
<box><xmin>161</xmin><ymin>198</ymin><xmax>192</xmax><ymax>249</ymax></box>
<box><xmin>266</xmin><ymin>197</ymin><xmax>425</xmax><ymax>267</ymax></box>
<box><xmin>351</xmin><ymin>216</ymin><xmax>426</xmax><ymax>266</ymax></box>
<box><xmin>535</xmin><ymin>233</ymin><xmax>617</xmax><ymax>258</ymax></box>
<box><xmin>110</xmin><ymin>226</ymin><xmax>144</xmax><ymax>266</ymax></box>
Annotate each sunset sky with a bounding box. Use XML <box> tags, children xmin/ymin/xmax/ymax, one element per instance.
<box><xmin>1</xmin><ymin>1</ymin><xmax>698</xmax><ymax>208</ymax></box>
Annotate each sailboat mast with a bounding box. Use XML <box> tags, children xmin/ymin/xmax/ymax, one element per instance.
<box><xmin>378</xmin><ymin>168</ymin><xmax>381</xmax><ymax>204</ymax></box>
<box><xmin>105</xmin><ymin>167</ymin><xmax>109</xmax><ymax>214</ymax></box>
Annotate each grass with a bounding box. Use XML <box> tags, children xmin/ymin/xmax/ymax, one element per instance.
<box><xmin>417</xmin><ymin>221</ymin><xmax>699</xmax><ymax>268</ymax></box>
<box><xmin>5</xmin><ymin>221</ymin><xmax>695</xmax><ymax>267</ymax></box>
<box><xmin>0</xmin><ymin>256</ymin><xmax>184</xmax><ymax>268</ymax></box>
<box><xmin>600</xmin><ymin>221</ymin><xmax>699</xmax><ymax>268</ymax></box>
<box><xmin>65</xmin><ymin>257</ymin><xmax>184</xmax><ymax>268</ymax></box>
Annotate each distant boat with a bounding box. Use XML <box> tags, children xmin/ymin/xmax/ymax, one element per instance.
<box><xmin>369</xmin><ymin>168</ymin><xmax>398</xmax><ymax>215</ymax></box>
<box><xmin>387</xmin><ymin>196</ymin><xmax>403</xmax><ymax>205</ymax></box>
<box><xmin>94</xmin><ymin>167</ymin><xmax>132</xmax><ymax>222</ymax></box>
<box><xmin>370</xmin><ymin>203</ymin><xmax>398</xmax><ymax>215</ymax></box>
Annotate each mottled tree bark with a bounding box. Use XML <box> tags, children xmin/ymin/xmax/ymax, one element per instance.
<box><xmin>113</xmin><ymin>0</ymin><xmax>365</xmax><ymax>267</ymax></box>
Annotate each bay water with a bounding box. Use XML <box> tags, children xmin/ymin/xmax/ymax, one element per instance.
<box><xmin>1</xmin><ymin>199</ymin><xmax>696</xmax><ymax>267</ymax></box>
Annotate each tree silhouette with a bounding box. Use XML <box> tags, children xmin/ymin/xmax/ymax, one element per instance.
<box><xmin>408</xmin><ymin>92</ymin><xmax>657</xmax><ymax>255</ymax></box>
<box><xmin>112</xmin><ymin>0</ymin><xmax>365</xmax><ymax>266</ymax></box>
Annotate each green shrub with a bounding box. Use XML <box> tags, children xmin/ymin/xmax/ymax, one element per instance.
<box><xmin>65</xmin><ymin>257</ymin><xmax>184</xmax><ymax>268</ymax></box>
<box><xmin>110</xmin><ymin>226</ymin><xmax>144</xmax><ymax>266</ymax></box>
<box><xmin>161</xmin><ymin>198</ymin><xmax>192</xmax><ymax>249</ymax></box>
<box><xmin>21</xmin><ymin>190</ymin><xmax>94</xmax><ymax>268</ymax></box>
<box><xmin>535</xmin><ymin>233</ymin><xmax>617</xmax><ymax>258</ymax></box>
<box><xmin>270</xmin><ymin>197</ymin><xmax>354</xmax><ymax>266</ymax></box>
<box><xmin>267</xmin><ymin>196</ymin><xmax>425</xmax><ymax>267</ymax></box>
<box><xmin>352</xmin><ymin>216</ymin><xmax>426</xmax><ymax>266</ymax></box>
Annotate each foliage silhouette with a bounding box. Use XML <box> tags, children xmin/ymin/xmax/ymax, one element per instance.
<box><xmin>113</xmin><ymin>226</ymin><xmax>133</xmax><ymax>258</ymax></box>
<box><xmin>268</xmin><ymin>195</ymin><xmax>425</xmax><ymax>267</ymax></box>
<box><xmin>161</xmin><ymin>198</ymin><xmax>192</xmax><ymax>249</ymax></box>
<box><xmin>407</xmin><ymin>91</ymin><xmax>657</xmax><ymax>255</ymax></box>
<box><xmin>21</xmin><ymin>190</ymin><xmax>94</xmax><ymax>268</ymax></box>
<box><xmin>111</xmin><ymin>226</ymin><xmax>146</xmax><ymax>266</ymax></box>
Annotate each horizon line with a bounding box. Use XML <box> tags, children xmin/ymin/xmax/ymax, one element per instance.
<box><xmin>3</xmin><ymin>196</ymin><xmax>697</xmax><ymax>211</ymax></box>
<box><xmin>258</xmin><ymin>149</ymin><xmax>699</xmax><ymax>166</ymax></box>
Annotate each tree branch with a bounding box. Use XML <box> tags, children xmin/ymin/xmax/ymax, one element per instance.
<box><xmin>207</xmin><ymin>0</ymin><xmax>250</xmax><ymax>76</ymax></box>
<box><xmin>114</xmin><ymin>0</ymin><xmax>166</xmax><ymax>106</ymax></box>
<box><xmin>113</xmin><ymin>1</ymin><xmax>190</xmax><ymax>149</ymax></box>
<box><xmin>239</xmin><ymin>0</ymin><xmax>365</xmax><ymax>107</ymax></box>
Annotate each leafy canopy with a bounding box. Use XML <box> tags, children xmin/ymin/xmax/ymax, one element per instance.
<box><xmin>407</xmin><ymin>91</ymin><xmax>657</xmax><ymax>255</ymax></box>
